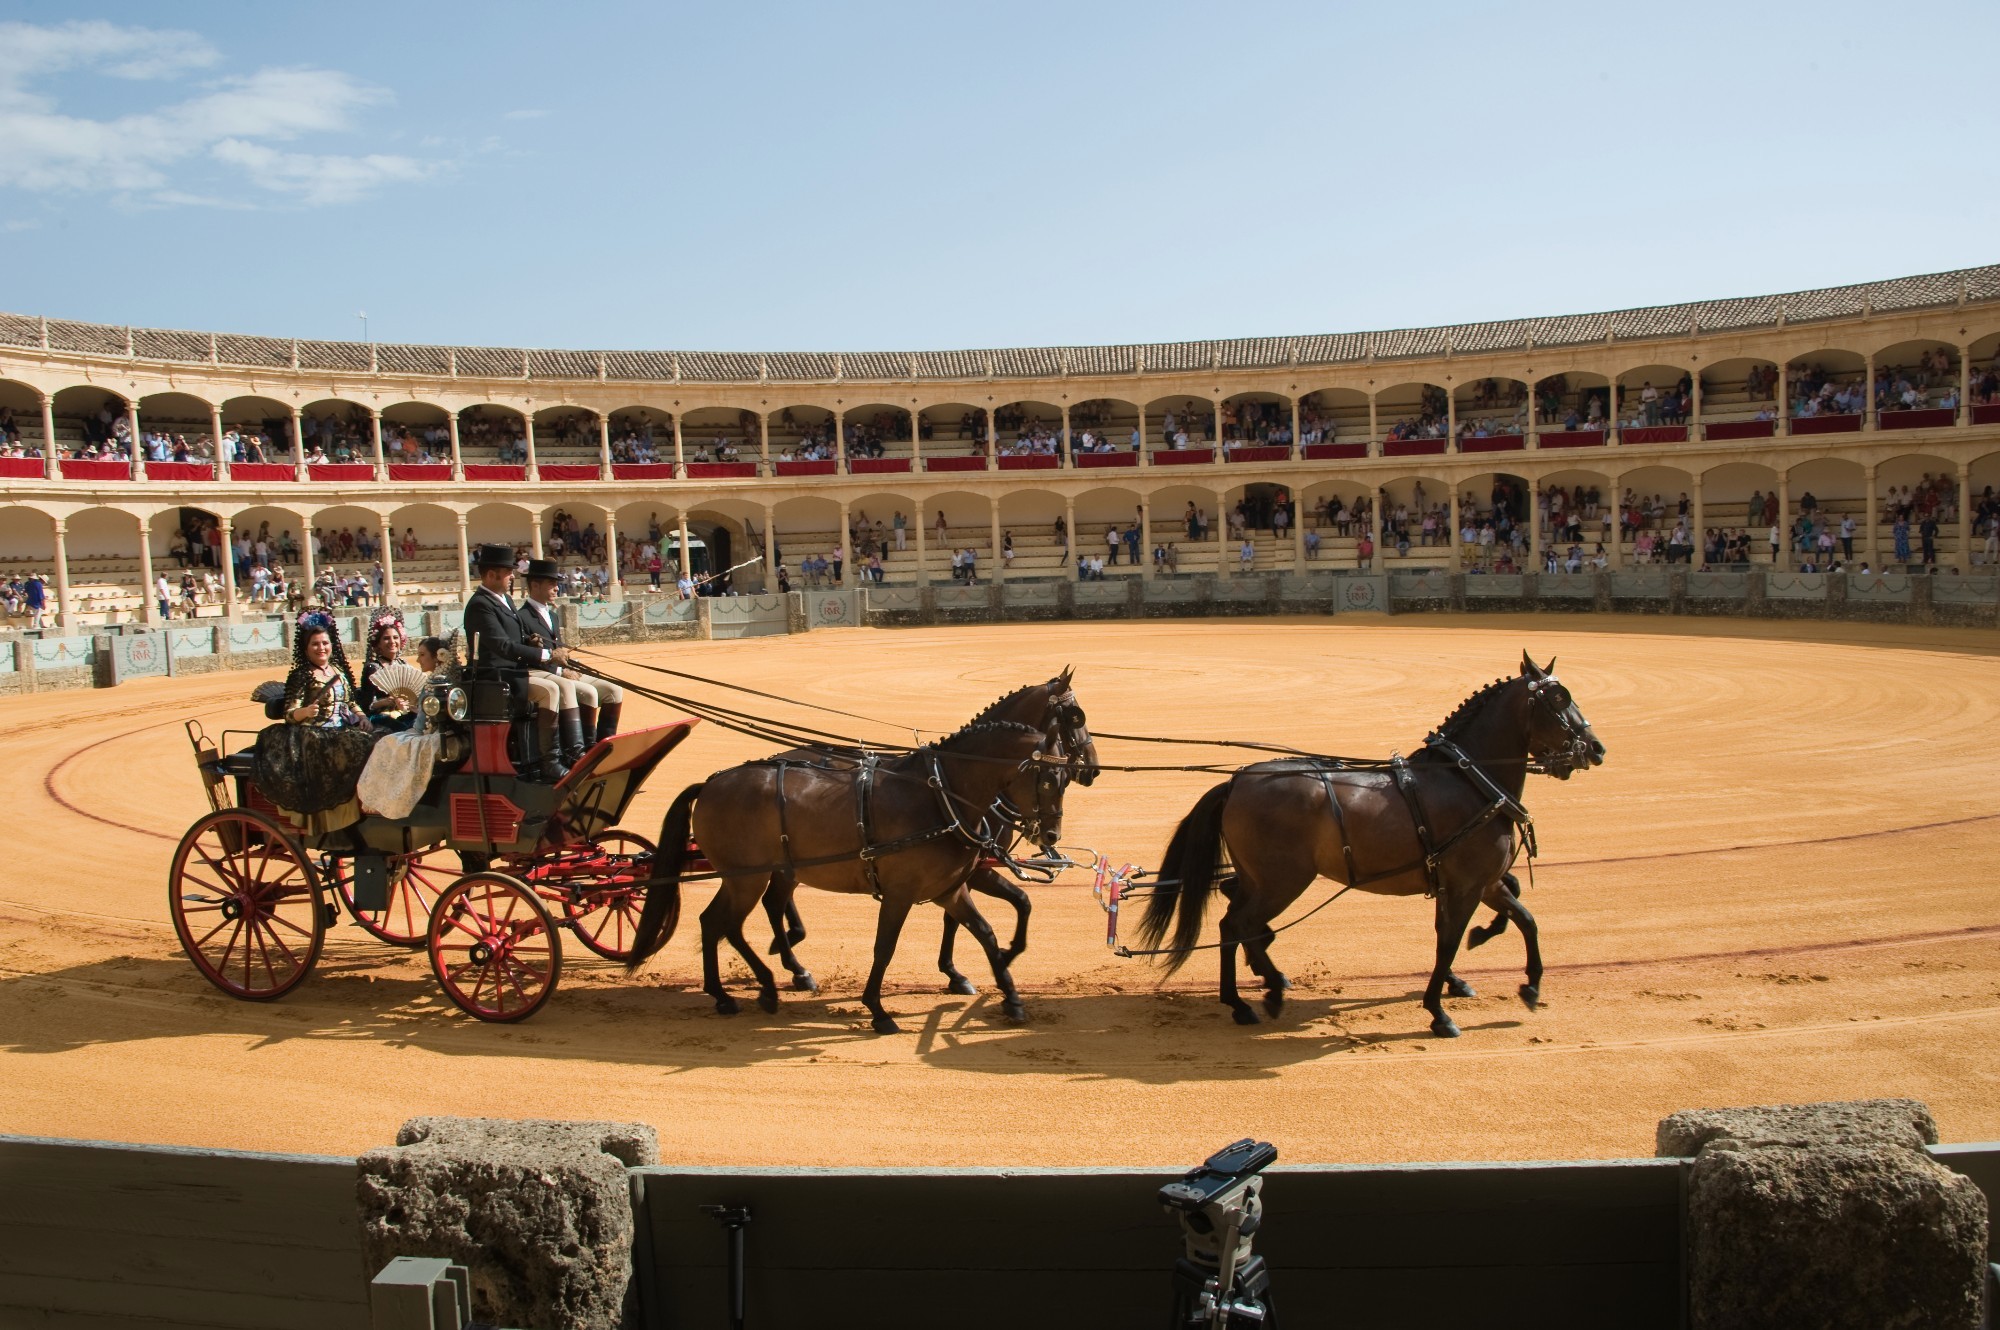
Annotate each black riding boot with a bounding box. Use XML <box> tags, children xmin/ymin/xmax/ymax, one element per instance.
<box><xmin>527</xmin><ymin>716</ymin><xmax>567</xmax><ymax>783</ymax></box>
<box><xmin>558</xmin><ymin>707</ymin><xmax>587</xmax><ymax>769</ymax></box>
<box><xmin>594</xmin><ymin>701</ymin><xmax>622</xmax><ymax>746</ymax></box>
<box><xmin>576</xmin><ymin>704</ymin><xmax>597</xmax><ymax>760</ymax></box>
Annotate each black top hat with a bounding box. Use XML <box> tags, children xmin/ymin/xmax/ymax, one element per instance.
<box><xmin>474</xmin><ymin>543</ymin><xmax>517</xmax><ymax>570</ymax></box>
<box><xmin>522</xmin><ymin>557</ymin><xmax>560</xmax><ymax>581</ymax></box>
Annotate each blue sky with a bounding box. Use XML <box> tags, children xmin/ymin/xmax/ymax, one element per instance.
<box><xmin>2</xmin><ymin>1</ymin><xmax>1995</xmax><ymax>351</ymax></box>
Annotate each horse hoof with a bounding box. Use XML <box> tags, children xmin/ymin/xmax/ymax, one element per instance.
<box><xmin>790</xmin><ymin>971</ymin><xmax>818</xmax><ymax>993</ymax></box>
<box><xmin>1430</xmin><ymin>1015</ymin><xmax>1461</xmax><ymax>1038</ymax></box>
<box><xmin>945</xmin><ymin>976</ymin><xmax>977</xmax><ymax>997</ymax></box>
<box><xmin>1231</xmin><ymin>1006</ymin><xmax>1261</xmax><ymax>1026</ymax></box>
<box><xmin>870</xmin><ymin>1015</ymin><xmax>901</xmax><ymax>1035</ymax></box>
<box><xmin>1519</xmin><ymin>984</ymin><xmax>1540</xmax><ymax>1010</ymax></box>
<box><xmin>756</xmin><ymin>988</ymin><xmax>779</xmax><ymax>1014</ymax></box>
<box><xmin>713</xmin><ymin>995</ymin><xmax>739</xmax><ymax>1016</ymax></box>
<box><xmin>1002</xmin><ymin>999</ymin><xmax>1027</xmax><ymax>1023</ymax></box>
<box><xmin>1263</xmin><ymin>991</ymin><xmax>1285</xmax><ymax>1017</ymax></box>
<box><xmin>1447</xmin><ymin>978</ymin><xmax>1478</xmax><ymax>999</ymax></box>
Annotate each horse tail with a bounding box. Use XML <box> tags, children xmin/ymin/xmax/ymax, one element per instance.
<box><xmin>1136</xmin><ymin>779</ymin><xmax>1233</xmax><ymax>974</ymax></box>
<box><xmin>626</xmin><ymin>781</ymin><xmax>702</xmax><ymax>970</ymax></box>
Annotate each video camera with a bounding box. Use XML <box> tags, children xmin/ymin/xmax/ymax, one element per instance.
<box><xmin>1159</xmin><ymin>1138</ymin><xmax>1279</xmax><ymax>1329</ymax></box>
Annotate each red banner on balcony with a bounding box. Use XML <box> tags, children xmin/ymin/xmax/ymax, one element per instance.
<box><xmin>0</xmin><ymin>458</ymin><xmax>46</xmax><ymax>478</ymax></box>
<box><xmin>1074</xmin><ymin>451</ymin><xmax>1138</xmax><ymax>468</ymax></box>
<box><xmin>1619</xmin><ymin>426</ymin><xmax>1688</xmax><ymax>445</ymax></box>
<box><xmin>1789</xmin><ymin>414</ymin><xmax>1861</xmax><ymax>435</ymax></box>
<box><xmin>311</xmin><ymin>463</ymin><xmax>374</xmax><ymax>483</ymax></box>
<box><xmin>847</xmin><ymin>457</ymin><xmax>911</xmax><ymax>474</ymax></box>
<box><xmin>1537</xmin><ymin>430</ymin><xmax>1605</xmax><ymax>449</ymax></box>
<box><xmin>149</xmin><ymin>462</ymin><xmax>215</xmax><ymax>481</ymax></box>
<box><xmin>997</xmin><ymin>454</ymin><xmax>1060</xmax><ymax>470</ymax></box>
<box><xmin>685</xmin><ymin>461</ymin><xmax>760</xmax><ymax>478</ymax></box>
<box><xmin>923</xmin><ymin>456</ymin><xmax>988</xmax><ymax>473</ymax></box>
<box><xmin>774</xmin><ymin>460</ymin><xmax>838</xmax><ymax>477</ymax></box>
<box><xmin>1382</xmin><ymin>439</ymin><xmax>1447</xmax><ymax>456</ymax></box>
<box><xmin>461</xmin><ymin>464</ymin><xmax>526</xmax><ymax>482</ymax></box>
<box><xmin>230</xmin><ymin>462</ymin><xmax>295</xmax><ymax>482</ymax></box>
<box><xmin>1704</xmin><ymin>420</ymin><xmax>1776</xmax><ymax>441</ymax></box>
<box><xmin>1972</xmin><ymin>403</ymin><xmax>2000</xmax><ymax>426</ymax></box>
<box><xmin>1225</xmin><ymin>445</ymin><xmax>1291</xmax><ymax>463</ymax></box>
<box><xmin>389</xmin><ymin>463</ymin><xmax>454</xmax><ymax>481</ymax></box>
<box><xmin>1300</xmin><ymin>442</ymin><xmax>1367</xmax><ymax>460</ymax></box>
<box><xmin>538</xmin><ymin>464</ymin><xmax>600</xmax><ymax>481</ymax></box>
<box><xmin>1879</xmin><ymin>408</ymin><xmax>1956</xmax><ymax>430</ymax></box>
<box><xmin>1152</xmin><ymin>448</ymin><xmax>1213</xmax><ymax>465</ymax></box>
<box><xmin>60</xmin><ymin>459</ymin><xmax>133</xmax><ymax>481</ymax></box>
<box><xmin>1458</xmin><ymin>434</ymin><xmax>1526</xmax><ymax>453</ymax></box>
<box><xmin>610</xmin><ymin>463</ymin><xmax>675</xmax><ymax>481</ymax></box>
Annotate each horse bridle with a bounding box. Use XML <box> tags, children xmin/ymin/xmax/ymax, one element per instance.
<box><xmin>1524</xmin><ymin>676</ymin><xmax>1595</xmax><ymax>777</ymax></box>
<box><xmin>994</xmin><ymin>692</ymin><xmax>1090</xmax><ymax>849</ymax></box>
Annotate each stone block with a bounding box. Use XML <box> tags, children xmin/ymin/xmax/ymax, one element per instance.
<box><xmin>358</xmin><ymin>1116</ymin><xmax>658</xmax><ymax>1330</ymax></box>
<box><xmin>1684</xmin><ymin>1144</ymin><xmax>1986</xmax><ymax>1330</ymax></box>
<box><xmin>1657</xmin><ymin>1097</ymin><xmax>1938</xmax><ymax>1157</ymax></box>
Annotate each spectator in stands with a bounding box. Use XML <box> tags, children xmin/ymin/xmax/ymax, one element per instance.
<box><xmin>1105</xmin><ymin>524</ymin><xmax>1120</xmax><ymax>565</ymax></box>
<box><xmin>1304</xmin><ymin>528</ymin><xmax>1320</xmax><ymax>560</ymax></box>
<box><xmin>1356</xmin><ymin>531</ymin><xmax>1374</xmax><ymax>571</ymax></box>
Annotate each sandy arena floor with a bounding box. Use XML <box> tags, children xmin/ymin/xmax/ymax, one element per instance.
<box><xmin>0</xmin><ymin>615</ymin><xmax>1995</xmax><ymax>1166</ymax></box>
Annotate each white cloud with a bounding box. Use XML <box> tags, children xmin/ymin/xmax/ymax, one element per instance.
<box><xmin>0</xmin><ymin>20</ymin><xmax>441</xmax><ymax>207</ymax></box>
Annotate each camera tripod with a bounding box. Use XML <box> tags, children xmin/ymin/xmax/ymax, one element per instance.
<box><xmin>1161</xmin><ymin>1139</ymin><xmax>1279</xmax><ymax>1329</ymax></box>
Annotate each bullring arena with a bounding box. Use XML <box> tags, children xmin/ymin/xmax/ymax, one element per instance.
<box><xmin>3</xmin><ymin>272</ymin><xmax>1999</xmax><ymax>1325</ymax></box>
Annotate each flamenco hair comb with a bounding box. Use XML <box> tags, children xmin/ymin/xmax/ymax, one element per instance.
<box><xmin>298</xmin><ymin>609</ymin><xmax>336</xmax><ymax>634</ymax></box>
<box><xmin>369</xmin><ymin>610</ymin><xmax>403</xmax><ymax>633</ymax></box>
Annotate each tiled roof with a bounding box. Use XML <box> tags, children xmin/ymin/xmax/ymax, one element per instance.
<box><xmin>3</xmin><ymin>264</ymin><xmax>1996</xmax><ymax>387</ymax></box>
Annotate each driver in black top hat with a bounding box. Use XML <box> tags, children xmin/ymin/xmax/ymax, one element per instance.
<box><xmin>463</xmin><ymin>542</ymin><xmax>571</xmax><ymax>779</ymax></box>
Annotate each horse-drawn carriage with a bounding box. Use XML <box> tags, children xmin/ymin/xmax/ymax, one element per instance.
<box><xmin>170</xmin><ymin>662</ymin><xmax>699</xmax><ymax>1022</ymax></box>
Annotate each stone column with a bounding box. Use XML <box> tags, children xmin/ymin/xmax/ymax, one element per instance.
<box><xmin>839</xmin><ymin>502</ymin><xmax>853</xmax><ymax>585</ymax></box>
<box><xmin>759</xmin><ymin>412</ymin><xmax>771</xmax><ymax>474</ymax></box>
<box><xmin>605</xmin><ymin>513</ymin><xmax>623</xmax><ymax>600</ymax></box>
<box><xmin>1691</xmin><ymin>479</ymin><xmax>1705</xmax><ymax>567</ymax></box>
<box><xmin>1291</xmin><ymin>491</ymin><xmax>1306</xmax><ymax>568</ymax></box>
<box><xmin>447</xmin><ymin>412</ymin><xmax>463</xmax><ymax>480</ymax></box>
<box><xmin>761</xmin><ymin>504</ymin><xmax>777</xmax><ymax>585</ymax></box>
<box><xmin>1775</xmin><ymin>477</ymin><xmax>1789</xmax><ymax>568</ymax></box>
<box><xmin>598</xmin><ymin>413</ymin><xmax>612</xmax><ymax>481</ymax></box>
<box><xmin>909</xmin><ymin>408</ymin><xmax>923</xmax><ymax>471</ymax></box>
<box><xmin>1135</xmin><ymin>402</ymin><xmax>1148</xmax><ymax>468</ymax></box>
<box><xmin>41</xmin><ymin>395</ymin><xmax>59</xmax><ymax>480</ymax></box>
<box><xmin>1526</xmin><ymin>379</ymin><xmax>1539</xmax><ymax>450</ymax></box>
<box><xmin>1367</xmin><ymin>392</ymin><xmax>1380</xmax><ymax>457</ymax></box>
<box><xmin>1059</xmin><ymin>403</ymin><xmax>1071</xmax><ymax>469</ymax></box>
<box><xmin>677</xmin><ymin>516</ymin><xmax>692</xmax><ymax>578</ymax></box>
<box><xmin>1446</xmin><ymin>386</ymin><xmax>1458</xmax><ymax>454</ymax></box>
<box><xmin>210</xmin><ymin>403</ymin><xmax>229</xmax><ymax>481</ymax></box>
<box><xmin>291</xmin><ymin>408</ymin><xmax>307</xmax><ymax>482</ymax></box>
<box><xmin>368</xmin><ymin>408</ymin><xmax>385</xmax><ymax>482</ymax></box>
<box><xmin>1214</xmin><ymin>487</ymin><xmax>1231</xmax><ymax>580</ymax></box>
<box><xmin>835</xmin><ymin>411</ymin><xmax>847</xmax><ymax>474</ymax></box>
<box><xmin>984</xmin><ymin>408</ymin><xmax>996</xmax><ymax>469</ymax></box>
<box><xmin>1369</xmin><ymin>486</ymin><xmax>1383</xmax><ymax>572</ymax></box>
<box><xmin>914</xmin><ymin>500</ymin><xmax>928</xmax><ymax>586</ymax></box>
<box><xmin>1141</xmin><ymin>498</ymin><xmax>1154</xmax><ymax>581</ymax></box>
<box><xmin>1607</xmin><ymin>378</ymin><xmax>1621</xmax><ymax>447</ymax></box>
<box><xmin>137</xmin><ymin>513</ymin><xmax>157</xmax><ymax>624</ymax></box>
<box><xmin>454</xmin><ymin>514</ymin><xmax>471</xmax><ymax>598</ymax></box>
<box><xmin>1691</xmin><ymin>368</ymin><xmax>1703</xmax><ymax>438</ymax></box>
<box><xmin>1957</xmin><ymin>462</ymin><xmax>1972</xmax><ymax>571</ymax></box>
<box><xmin>298</xmin><ymin>513</ymin><xmax>315</xmax><ymax>608</ymax></box>
<box><xmin>530</xmin><ymin>516</ymin><xmax>545</xmax><ymax>559</ymax></box>
<box><xmin>1864</xmin><ymin>465</ymin><xmax>1879</xmax><ymax>567</ymax></box>
<box><xmin>380</xmin><ymin>520</ymin><xmax>397</xmax><ymax>605</ymax></box>
<box><xmin>671</xmin><ymin>412</ymin><xmax>685</xmax><ymax>478</ymax></box>
<box><xmin>989</xmin><ymin>496</ymin><xmax>1004</xmax><ymax>584</ymax></box>
<box><xmin>1863</xmin><ymin>353</ymin><xmax>1876</xmax><ymax>428</ymax></box>
<box><xmin>1607</xmin><ymin>474</ymin><xmax>1623</xmax><ymax>568</ymax></box>
<box><xmin>1958</xmin><ymin>346</ymin><xmax>1971</xmax><ymax>425</ymax></box>
<box><xmin>218</xmin><ymin>517</ymin><xmax>238</xmax><ymax>619</ymax></box>
<box><xmin>128</xmin><ymin>400</ymin><xmax>146</xmax><ymax>481</ymax></box>
<box><xmin>1778</xmin><ymin>362</ymin><xmax>1791</xmax><ymax>436</ymax></box>
<box><xmin>523</xmin><ymin>413</ymin><xmax>539</xmax><ymax>482</ymax></box>
<box><xmin>51</xmin><ymin>518</ymin><xmax>73</xmax><ymax>626</ymax></box>
<box><xmin>1289</xmin><ymin>395</ymin><xmax>1302</xmax><ymax>459</ymax></box>
<box><xmin>1448</xmin><ymin>488</ymin><xmax>1462</xmax><ymax>570</ymax></box>
<box><xmin>1528</xmin><ymin>480</ymin><xmax>1543</xmax><ymax>570</ymax></box>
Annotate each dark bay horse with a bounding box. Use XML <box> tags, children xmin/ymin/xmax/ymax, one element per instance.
<box><xmin>1135</xmin><ymin>654</ymin><xmax>1603</xmax><ymax>1036</ymax></box>
<box><xmin>628</xmin><ymin>674</ymin><xmax>1097</xmax><ymax>1032</ymax></box>
<box><xmin>765</xmin><ymin>676</ymin><xmax>1095</xmax><ymax>995</ymax></box>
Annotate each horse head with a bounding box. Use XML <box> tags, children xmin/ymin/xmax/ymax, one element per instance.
<box><xmin>972</xmin><ymin>669</ymin><xmax>1100</xmax><ymax>788</ymax></box>
<box><xmin>1519</xmin><ymin>652</ymin><xmax>1605</xmax><ymax>779</ymax></box>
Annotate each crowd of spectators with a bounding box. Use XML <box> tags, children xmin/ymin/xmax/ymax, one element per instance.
<box><xmin>1220</xmin><ymin>399</ymin><xmax>1293</xmax><ymax>448</ymax></box>
<box><xmin>1617</xmin><ymin>375</ymin><xmax>1693</xmax><ymax>429</ymax></box>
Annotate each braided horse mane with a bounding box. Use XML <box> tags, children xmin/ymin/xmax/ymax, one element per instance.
<box><xmin>928</xmin><ymin>669</ymin><xmax>1071</xmax><ymax>749</ymax></box>
<box><xmin>1430</xmin><ymin>673</ymin><xmax>1523</xmax><ymax>741</ymax></box>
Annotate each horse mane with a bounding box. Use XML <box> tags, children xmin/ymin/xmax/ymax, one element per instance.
<box><xmin>1433</xmin><ymin>674</ymin><xmax>1523</xmax><ymax>738</ymax></box>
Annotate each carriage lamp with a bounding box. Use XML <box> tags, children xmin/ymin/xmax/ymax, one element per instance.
<box><xmin>422</xmin><ymin>692</ymin><xmax>443</xmax><ymax>722</ymax></box>
<box><xmin>446</xmin><ymin>687</ymin><xmax>470</xmax><ymax>722</ymax></box>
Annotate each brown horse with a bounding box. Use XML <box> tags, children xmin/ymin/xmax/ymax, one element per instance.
<box><xmin>1135</xmin><ymin>654</ymin><xmax>1603</xmax><ymax>1036</ymax></box>
<box><xmin>764</xmin><ymin>677</ymin><xmax>1092</xmax><ymax>995</ymax></box>
<box><xmin>628</xmin><ymin>674</ymin><xmax>1097</xmax><ymax>1032</ymax></box>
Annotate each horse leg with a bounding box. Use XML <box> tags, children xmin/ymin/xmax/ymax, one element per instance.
<box><xmin>937</xmin><ymin>914</ymin><xmax>976</xmax><ymax>997</ymax></box>
<box><xmin>941</xmin><ymin>887</ymin><xmax>1025</xmax><ymax>1023</ymax></box>
<box><xmin>759</xmin><ymin>874</ymin><xmax>817</xmax><ymax>993</ymax></box>
<box><xmin>1231</xmin><ymin>904</ymin><xmax>1288</xmax><ymax>1018</ymax></box>
<box><xmin>1482</xmin><ymin>873</ymin><xmax>1543</xmax><ymax>1008</ymax></box>
<box><xmin>1423</xmin><ymin>885</ymin><xmax>1483</xmax><ymax>1038</ymax></box>
<box><xmin>1466</xmin><ymin>870</ymin><xmax>1520</xmax><ymax>950</ymax></box>
<box><xmin>699</xmin><ymin>877</ymin><xmax>760</xmax><ymax>1016</ymax></box>
<box><xmin>1217</xmin><ymin>898</ymin><xmax>1258</xmax><ymax>1026</ymax></box>
<box><xmin>861</xmin><ymin>898</ymin><xmax>915</xmax><ymax>1034</ymax></box>
<box><xmin>974</xmin><ymin>875</ymin><xmax>1031</xmax><ymax>966</ymax></box>
<box><xmin>718</xmin><ymin>889</ymin><xmax>781</xmax><ymax>1014</ymax></box>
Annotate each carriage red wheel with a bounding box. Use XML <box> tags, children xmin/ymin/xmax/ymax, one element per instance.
<box><xmin>328</xmin><ymin>846</ymin><xmax>458</xmax><ymax>948</ymax></box>
<box><xmin>169</xmin><ymin>809</ymin><xmax>324</xmax><ymax>1001</ymax></box>
<box><xmin>554</xmin><ymin>830</ymin><xmax>657</xmax><ymax>962</ymax></box>
<box><xmin>427</xmin><ymin>873</ymin><xmax>562</xmax><ymax>1022</ymax></box>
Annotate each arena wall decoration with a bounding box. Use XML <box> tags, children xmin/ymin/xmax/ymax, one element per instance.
<box><xmin>4</xmin><ymin>265</ymin><xmax>2000</xmax><ymax>632</ymax></box>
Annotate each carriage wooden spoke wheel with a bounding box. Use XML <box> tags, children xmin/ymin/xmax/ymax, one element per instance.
<box><xmin>327</xmin><ymin>846</ymin><xmax>458</xmax><ymax>948</ymax></box>
<box><xmin>427</xmin><ymin>873</ymin><xmax>562</xmax><ymax>1022</ymax></box>
<box><xmin>534</xmin><ymin>829</ymin><xmax>657</xmax><ymax>962</ymax></box>
<box><xmin>169</xmin><ymin>809</ymin><xmax>325</xmax><ymax>1001</ymax></box>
